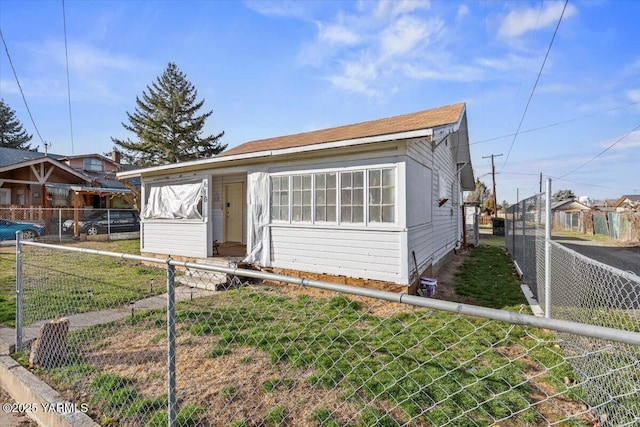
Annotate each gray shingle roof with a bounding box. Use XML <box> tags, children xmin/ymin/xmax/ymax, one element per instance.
<box><xmin>0</xmin><ymin>146</ymin><xmax>63</xmax><ymax>167</ymax></box>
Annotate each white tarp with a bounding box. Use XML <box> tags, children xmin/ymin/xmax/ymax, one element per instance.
<box><xmin>142</xmin><ymin>181</ymin><xmax>204</xmax><ymax>220</ymax></box>
<box><xmin>244</xmin><ymin>171</ymin><xmax>270</xmax><ymax>265</ymax></box>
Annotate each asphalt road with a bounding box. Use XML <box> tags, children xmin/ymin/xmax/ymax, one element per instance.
<box><xmin>553</xmin><ymin>236</ymin><xmax>640</xmax><ymax>309</ymax></box>
<box><xmin>552</xmin><ymin>237</ymin><xmax>640</xmax><ymax>276</ymax></box>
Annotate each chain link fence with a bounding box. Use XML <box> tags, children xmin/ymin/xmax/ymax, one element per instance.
<box><xmin>505</xmin><ymin>193</ymin><xmax>546</xmax><ymax>300</ymax></box>
<box><xmin>12</xmin><ymin>237</ymin><xmax>640</xmax><ymax>426</ymax></box>
<box><xmin>0</xmin><ymin>207</ymin><xmax>140</xmax><ymax>242</ymax></box>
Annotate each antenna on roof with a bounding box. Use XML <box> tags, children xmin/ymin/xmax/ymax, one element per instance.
<box><xmin>44</xmin><ymin>141</ymin><xmax>52</xmax><ymax>155</ymax></box>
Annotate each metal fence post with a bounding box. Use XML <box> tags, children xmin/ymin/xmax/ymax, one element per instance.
<box><xmin>544</xmin><ymin>179</ymin><xmax>552</xmax><ymax>318</ymax></box>
<box><xmin>15</xmin><ymin>231</ymin><xmax>23</xmax><ymax>353</ymax></box>
<box><xmin>166</xmin><ymin>259</ymin><xmax>176</xmax><ymax>427</ymax></box>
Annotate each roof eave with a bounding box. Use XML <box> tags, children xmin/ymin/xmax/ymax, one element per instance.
<box><xmin>116</xmin><ymin>127</ymin><xmax>435</xmax><ymax>179</ymax></box>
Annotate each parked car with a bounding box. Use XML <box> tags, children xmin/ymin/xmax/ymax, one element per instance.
<box><xmin>0</xmin><ymin>219</ymin><xmax>45</xmax><ymax>240</ymax></box>
<box><xmin>62</xmin><ymin>210</ymin><xmax>140</xmax><ymax>235</ymax></box>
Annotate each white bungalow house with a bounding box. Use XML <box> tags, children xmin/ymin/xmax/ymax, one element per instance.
<box><xmin>116</xmin><ymin>102</ymin><xmax>475</xmax><ymax>290</ymax></box>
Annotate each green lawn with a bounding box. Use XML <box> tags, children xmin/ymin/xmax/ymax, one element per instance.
<box><xmin>0</xmin><ymin>239</ymin><xmax>157</xmax><ymax>327</ymax></box>
<box><xmin>455</xmin><ymin>234</ymin><xmax>526</xmax><ymax>310</ymax></box>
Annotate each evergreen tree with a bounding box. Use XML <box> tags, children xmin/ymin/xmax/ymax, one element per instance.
<box><xmin>552</xmin><ymin>189</ymin><xmax>576</xmax><ymax>202</ymax></box>
<box><xmin>112</xmin><ymin>62</ymin><xmax>225</xmax><ymax>166</ymax></box>
<box><xmin>0</xmin><ymin>99</ymin><xmax>33</xmax><ymax>150</ymax></box>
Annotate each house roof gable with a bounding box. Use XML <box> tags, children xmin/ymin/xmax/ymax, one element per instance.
<box><xmin>221</xmin><ymin>103</ymin><xmax>466</xmax><ymax>157</ymax></box>
<box><xmin>614</xmin><ymin>195</ymin><xmax>640</xmax><ymax>207</ymax></box>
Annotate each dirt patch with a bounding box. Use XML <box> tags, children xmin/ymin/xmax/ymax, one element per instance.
<box><xmin>75</xmin><ymin>328</ymin><xmax>369</xmax><ymax>426</ymax></box>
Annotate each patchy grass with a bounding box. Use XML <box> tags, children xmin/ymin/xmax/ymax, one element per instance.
<box><xmin>32</xmin><ymin>286</ymin><xmax>592</xmax><ymax>426</ymax></box>
<box><xmin>553</xmin><ymin>229</ymin><xmax>618</xmax><ymax>245</ymax></box>
<box><xmin>9</xmin><ymin>238</ymin><xmax>608</xmax><ymax>426</ymax></box>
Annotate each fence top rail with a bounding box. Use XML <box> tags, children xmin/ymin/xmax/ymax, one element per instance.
<box><xmin>21</xmin><ymin>240</ymin><xmax>165</xmax><ymax>265</ymax></box>
<box><xmin>550</xmin><ymin>240</ymin><xmax>640</xmax><ymax>283</ymax></box>
<box><xmin>18</xmin><ymin>240</ymin><xmax>640</xmax><ymax>346</ymax></box>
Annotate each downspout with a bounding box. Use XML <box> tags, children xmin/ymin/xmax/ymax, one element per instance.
<box><xmin>455</xmin><ymin>162</ymin><xmax>469</xmax><ymax>251</ymax></box>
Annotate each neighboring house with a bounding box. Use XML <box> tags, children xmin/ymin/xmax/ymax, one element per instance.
<box><xmin>0</xmin><ymin>147</ymin><xmax>136</xmax><ymax>234</ymax></box>
<box><xmin>551</xmin><ymin>199</ymin><xmax>591</xmax><ymax>212</ymax></box>
<box><xmin>117</xmin><ymin>103</ymin><xmax>475</xmax><ymax>290</ymax></box>
<box><xmin>551</xmin><ymin>199</ymin><xmax>591</xmax><ymax>232</ymax></box>
<box><xmin>0</xmin><ymin>147</ymin><xmax>134</xmax><ymax>209</ymax></box>
<box><xmin>613</xmin><ymin>195</ymin><xmax>640</xmax><ymax>212</ymax></box>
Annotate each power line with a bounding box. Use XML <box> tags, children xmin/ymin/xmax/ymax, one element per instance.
<box><xmin>501</xmin><ymin>0</ymin><xmax>570</xmax><ymax>171</ymax></box>
<box><xmin>470</xmin><ymin>100</ymin><xmax>640</xmax><ymax>146</ymax></box>
<box><xmin>556</xmin><ymin>122</ymin><xmax>640</xmax><ymax>180</ymax></box>
<box><xmin>62</xmin><ymin>0</ymin><xmax>75</xmax><ymax>154</ymax></box>
<box><xmin>0</xmin><ymin>28</ymin><xmax>46</xmax><ymax>145</ymax></box>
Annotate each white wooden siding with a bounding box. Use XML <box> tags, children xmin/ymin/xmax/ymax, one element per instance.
<box><xmin>406</xmin><ymin>131</ymin><xmax>462</xmax><ymax>276</ymax></box>
<box><xmin>270</xmin><ymin>226</ymin><xmax>406</xmax><ymax>284</ymax></box>
<box><xmin>142</xmin><ymin>221</ymin><xmax>208</xmax><ymax>258</ymax></box>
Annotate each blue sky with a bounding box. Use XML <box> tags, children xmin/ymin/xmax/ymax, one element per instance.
<box><xmin>1</xmin><ymin>0</ymin><xmax>639</xmax><ymax>203</ymax></box>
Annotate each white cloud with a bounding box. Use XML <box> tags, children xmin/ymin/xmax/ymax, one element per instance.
<box><xmin>381</xmin><ymin>16</ymin><xmax>442</xmax><ymax>58</ymax></box>
<box><xmin>603</xmin><ymin>129</ymin><xmax>640</xmax><ymax>151</ymax></box>
<box><xmin>498</xmin><ymin>2</ymin><xmax>577</xmax><ymax>39</ymax></box>
<box><xmin>243</xmin><ymin>0</ymin><xmax>307</xmax><ymax>18</ymax></box>
<box><xmin>627</xmin><ymin>89</ymin><xmax>640</xmax><ymax>103</ymax></box>
<box><xmin>457</xmin><ymin>4</ymin><xmax>469</xmax><ymax>20</ymax></box>
<box><xmin>328</xmin><ymin>75</ymin><xmax>380</xmax><ymax>97</ymax></box>
<box><xmin>318</xmin><ymin>23</ymin><xmax>361</xmax><ymax>45</ymax></box>
<box><xmin>375</xmin><ymin>0</ymin><xmax>431</xmax><ymax>18</ymax></box>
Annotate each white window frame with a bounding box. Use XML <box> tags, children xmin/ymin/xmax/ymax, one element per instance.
<box><xmin>269</xmin><ymin>165</ymin><xmax>398</xmax><ymax>228</ymax></box>
<box><xmin>291</xmin><ymin>174</ymin><xmax>313</xmax><ymax>223</ymax></box>
<box><xmin>314</xmin><ymin>172</ymin><xmax>337</xmax><ymax>223</ymax></box>
<box><xmin>270</xmin><ymin>175</ymin><xmax>290</xmax><ymax>222</ymax></box>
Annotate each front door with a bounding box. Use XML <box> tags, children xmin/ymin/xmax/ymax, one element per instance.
<box><xmin>224</xmin><ymin>182</ymin><xmax>243</xmax><ymax>242</ymax></box>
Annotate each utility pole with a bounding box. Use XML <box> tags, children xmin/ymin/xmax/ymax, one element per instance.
<box><xmin>483</xmin><ymin>153</ymin><xmax>503</xmax><ymax>218</ymax></box>
<box><xmin>539</xmin><ymin>173</ymin><xmax>543</xmax><ymax>193</ymax></box>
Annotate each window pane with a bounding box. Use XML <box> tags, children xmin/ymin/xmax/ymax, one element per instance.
<box><xmin>369</xmin><ymin>169</ymin><xmax>381</xmax><ymax>186</ymax></box>
<box><xmin>280</xmin><ymin>192</ymin><xmax>288</xmax><ymax>205</ymax></box>
<box><xmin>316</xmin><ymin>207</ymin><xmax>325</xmax><ymax>221</ymax></box>
<box><xmin>316</xmin><ymin>174</ymin><xmax>325</xmax><ymax>188</ymax></box>
<box><xmin>327</xmin><ymin>208</ymin><xmax>336</xmax><ymax>222</ymax></box>
<box><xmin>341</xmin><ymin>206</ymin><xmax>351</xmax><ymax>222</ymax></box>
<box><xmin>382</xmin><ymin>187</ymin><xmax>394</xmax><ymax>204</ymax></box>
<box><xmin>293</xmin><ymin>191</ymin><xmax>301</xmax><ymax>204</ymax></box>
<box><xmin>281</xmin><ymin>178</ymin><xmax>288</xmax><ymax>190</ymax></box>
<box><xmin>353</xmin><ymin>189</ymin><xmax>363</xmax><ymax>205</ymax></box>
<box><xmin>369</xmin><ymin>188</ymin><xmax>381</xmax><ymax>204</ymax></box>
<box><xmin>327</xmin><ymin>189</ymin><xmax>336</xmax><ymax>204</ymax></box>
<box><xmin>353</xmin><ymin>206</ymin><xmax>363</xmax><ymax>222</ymax></box>
<box><xmin>303</xmin><ymin>191</ymin><xmax>311</xmax><ymax>205</ymax></box>
<box><xmin>369</xmin><ymin>206</ymin><xmax>381</xmax><ymax>222</ymax></box>
<box><xmin>303</xmin><ymin>206</ymin><xmax>312</xmax><ymax>220</ymax></box>
<box><xmin>293</xmin><ymin>175</ymin><xmax>301</xmax><ymax>190</ymax></box>
<box><xmin>316</xmin><ymin>190</ymin><xmax>326</xmax><ymax>205</ymax></box>
<box><xmin>354</xmin><ymin>171</ymin><xmax>363</xmax><ymax>187</ymax></box>
<box><xmin>341</xmin><ymin>189</ymin><xmax>351</xmax><ymax>204</ymax></box>
<box><xmin>382</xmin><ymin>169</ymin><xmax>394</xmax><ymax>186</ymax></box>
<box><xmin>341</xmin><ymin>173</ymin><xmax>352</xmax><ymax>188</ymax></box>
<box><xmin>382</xmin><ymin>206</ymin><xmax>394</xmax><ymax>222</ymax></box>
<box><xmin>293</xmin><ymin>206</ymin><xmax>301</xmax><ymax>221</ymax></box>
<box><xmin>303</xmin><ymin>175</ymin><xmax>312</xmax><ymax>189</ymax></box>
<box><xmin>272</xmin><ymin>178</ymin><xmax>280</xmax><ymax>191</ymax></box>
<box><xmin>327</xmin><ymin>173</ymin><xmax>336</xmax><ymax>188</ymax></box>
